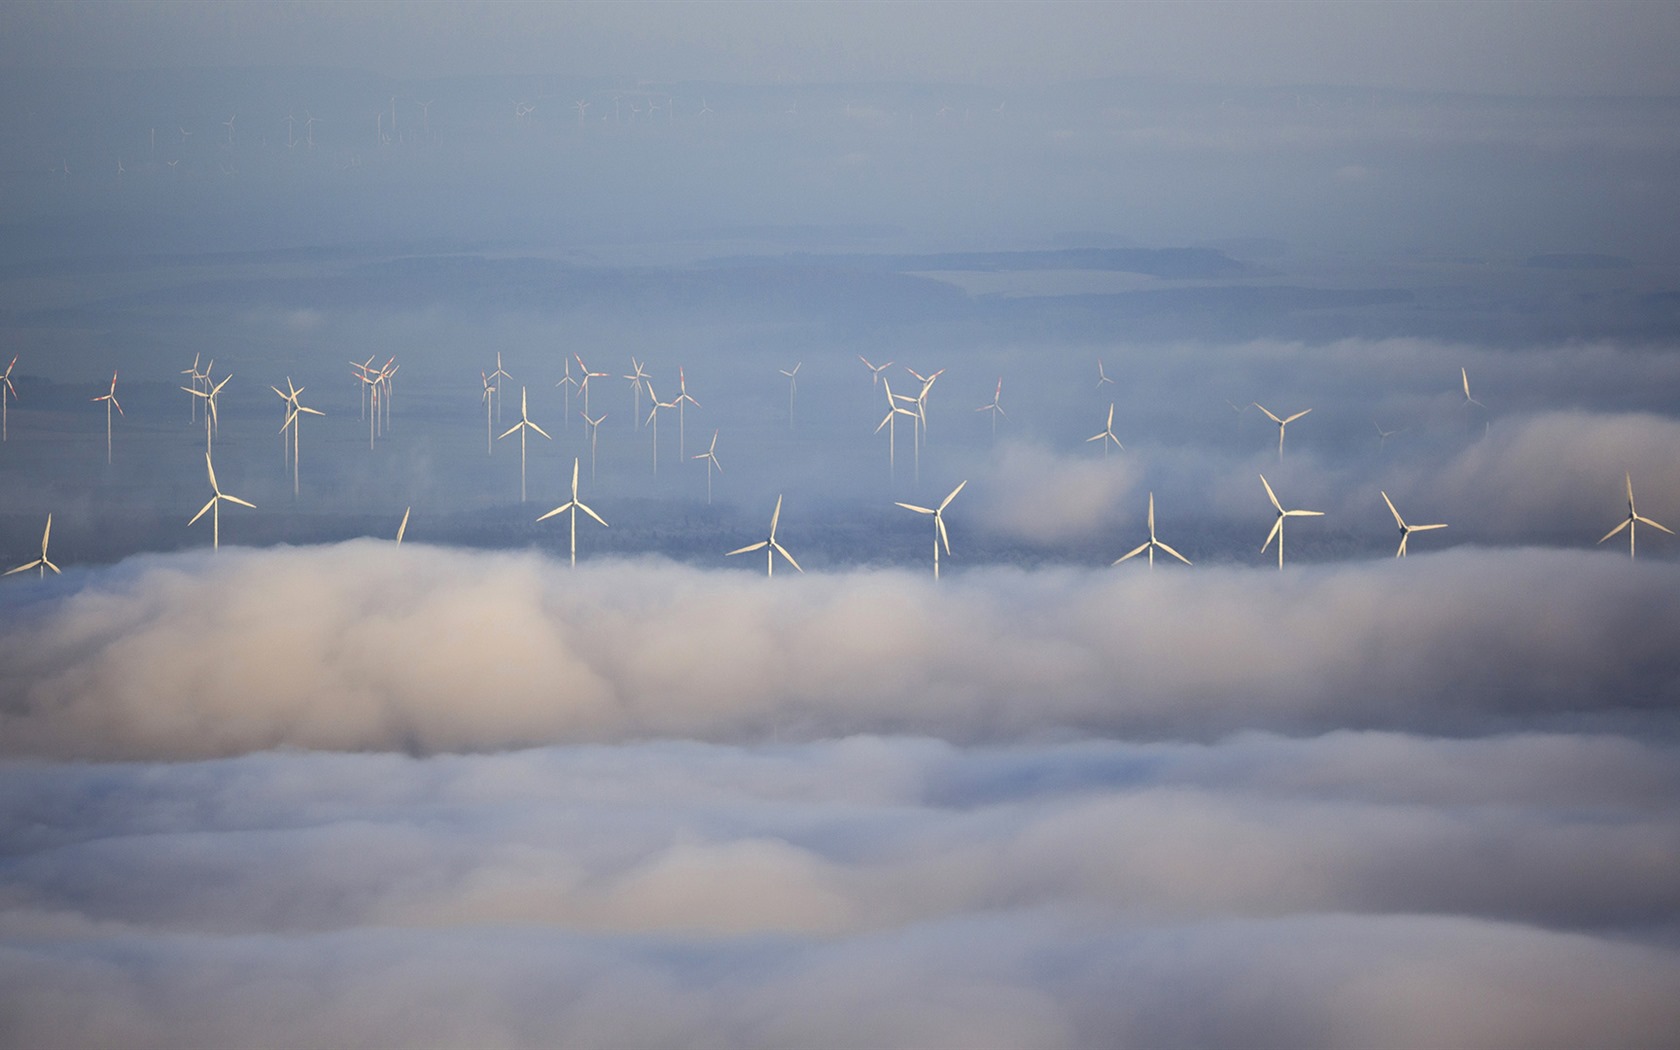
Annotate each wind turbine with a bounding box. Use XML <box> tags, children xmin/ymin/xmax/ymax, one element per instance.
<box><xmin>1253</xmin><ymin>402</ymin><xmax>1310</xmax><ymax>460</ymax></box>
<box><xmin>575</xmin><ymin>99</ymin><xmax>590</xmax><ymax>125</ymax></box>
<box><xmin>674</xmin><ymin>367</ymin><xmax>700</xmax><ymax>458</ymax></box>
<box><xmin>582</xmin><ymin>410</ymin><xmax>606</xmax><ymax>483</ymax></box>
<box><xmin>1259</xmin><ymin>474</ymin><xmax>1323</xmax><ymax>569</ymax></box>
<box><xmin>1381</xmin><ymin>491</ymin><xmax>1447</xmax><ymax>558</ymax></box>
<box><xmin>693</xmin><ymin>428</ymin><xmax>723</xmax><ymax>504</ymax></box>
<box><xmin>896</xmin><ymin>479</ymin><xmax>967</xmax><ymax>580</ymax></box>
<box><xmin>1114</xmin><ymin>492</ymin><xmax>1191</xmax><ymax>568</ymax></box>
<box><xmin>1461</xmin><ymin>367</ymin><xmax>1485</xmax><ymax>409</ymax></box>
<box><xmin>644</xmin><ymin>383</ymin><xmax>677</xmax><ymax>475</ymax></box>
<box><xmin>621</xmin><ymin>357</ymin><xmax>649</xmax><ymax>428</ymax></box>
<box><xmin>780</xmin><ymin>363</ymin><xmax>801</xmax><ymax>428</ymax></box>
<box><xmin>575</xmin><ymin>354</ymin><xmax>608</xmax><ymax>418</ymax></box>
<box><xmin>4</xmin><ymin>514</ymin><xmax>59</xmax><ymax>578</ymax></box>
<box><xmin>1087</xmin><ymin>403</ymin><xmax>1123</xmax><ymax>456</ymax></box>
<box><xmin>729</xmin><ymin>495</ymin><xmax>801</xmax><ymax>577</ymax></box>
<box><xmin>91</xmin><ymin>370</ymin><xmax>123</xmax><ymax>463</ymax></box>
<box><xmin>876</xmin><ymin>377</ymin><xmax>919</xmax><ymax>481</ymax></box>
<box><xmin>275</xmin><ymin>379</ymin><xmax>324</xmax><ymax>497</ymax></box>
<box><xmin>1374</xmin><ymin>420</ymin><xmax>1405</xmax><ymax>448</ymax></box>
<box><xmin>1</xmin><ymin>355</ymin><xmax>17</xmax><ymax>441</ymax></box>
<box><xmin>905</xmin><ymin>366</ymin><xmax>943</xmax><ymax>447</ymax></box>
<box><xmin>188</xmin><ymin>451</ymin><xmax>255</xmax><ymax>550</ymax></box>
<box><xmin>859</xmin><ymin>355</ymin><xmax>892</xmax><ymax>389</ymax></box>
<box><xmin>179</xmin><ymin>353</ymin><xmax>204</xmax><ymax>424</ymax></box>
<box><xmin>976</xmin><ymin>377</ymin><xmax>1005</xmax><ymax>438</ymax></box>
<box><xmin>182</xmin><ymin>370</ymin><xmax>230</xmax><ymax>454</ymax></box>
<box><xmin>538</xmin><ymin>458</ymin><xmax>609</xmax><ymax>567</ymax></box>
<box><xmin>487</xmin><ymin>352</ymin><xmax>512</xmax><ymax>424</ymax></box>
<box><xmin>555</xmin><ymin>356</ymin><xmax>580</xmax><ymax>428</ymax></box>
<box><xmin>498</xmin><ymin>386</ymin><xmax>551</xmax><ymax>502</ymax></box>
<box><xmin>480</xmin><ymin>371</ymin><xmax>495</xmax><ymax>453</ymax></box>
<box><xmin>1096</xmin><ymin>358</ymin><xmax>1115</xmax><ymax>388</ymax></box>
<box><xmin>1599</xmin><ymin>472</ymin><xmax>1672</xmax><ymax>560</ymax></box>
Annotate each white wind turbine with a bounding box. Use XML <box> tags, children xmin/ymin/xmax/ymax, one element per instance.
<box><xmin>876</xmin><ymin>377</ymin><xmax>919</xmax><ymax>481</ymax></box>
<box><xmin>859</xmin><ymin>355</ymin><xmax>892</xmax><ymax>389</ymax></box>
<box><xmin>182</xmin><ymin>369</ymin><xmax>230</xmax><ymax>455</ymax></box>
<box><xmin>781</xmin><ymin>363</ymin><xmax>801</xmax><ymax>428</ymax></box>
<box><xmin>575</xmin><ymin>354</ymin><xmax>608</xmax><ymax>418</ymax></box>
<box><xmin>351</xmin><ymin>355</ymin><xmax>375</xmax><ymax>421</ymax></box>
<box><xmin>1382</xmin><ymin>491</ymin><xmax>1447</xmax><ymax>558</ymax></box>
<box><xmin>1096</xmin><ymin>358</ymin><xmax>1115</xmax><ymax>388</ymax></box>
<box><xmin>1374</xmin><ymin>420</ymin><xmax>1405</xmax><ymax>448</ymax></box>
<box><xmin>1114</xmin><ymin>493</ymin><xmax>1191</xmax><ymax>568</ymax></box>
<box><xmin>582</xmin><ymin>410</ymin><xmax>606</xmax><ymax>483</ymax></box>
<box><xmin>480</xmin><ymin>371</ymin><xmax>495</xmax><ymax>453</ymax></box>
<box><xmin>1253</xmin><ymin>402</ymin><xmax>1310</xmax><ymax>460</ymax></box>
<box><xmin>1461</xmin><ymin>367</ymin><xmax>1485</xmax><ymax>409</ymax></box>
<box><xmin>1599</xmin><ymin>472</ymin><xmax>1672</xmax><ymax>560</ymax></box>
<box><xmin>644</xmin><ymin>383</ymin><xmax>677</xmax><ymax>475</ymax></box>
<box><xmin>1259</xmin><ymin>474</ymin><xmax>1323</xmax><ymax>569</ymax></box>
<box><xmin>622</xmin><ymin>357</ymin><xmax>649</xmax><ymax>428</ymax></box>
<box><xmin>976</xmin><ymin>377</ymin><xmax>1005</xmax><ymax>438</ymax></box>
<box><xmin>487</xmin><ymin>352</ymin><xmax>512</xmax><ymax>425</ymax></box>
<box><xmin>693</xmin><ymin>428</ymin><xmax>722</xmax><ymax>504</ymax></box>
<box><xmin>498</xmin><ymin>386</ymin><xmax>552</xmax><ymax>503</ymax></box>
<box><xmin>538</xmin><ymin>458</ymin><xmax>609</xmax><ymax>567</ymax></box>
<box><xmin>275</xmin><ymin>379</ymin><xmax>325</xmax><ymax>497</ymax></box>
<box><xmin>728</xmin><ymin>495</ymin><xmax>802</xmax><ymax>577</ymax></box>
<box><xmin>188</xmin><ymin>451</ymin><xmax>255</xmax><ymax>550</ymax></box>
<box><xmin>674</xmin><ymin>367</ymin><xmax>700</xmax><ymax>458</ymax></box>
<box><xmin>179</xmin><ymin>353</ymin><xmax>204</xmax><ymax>424</ymax></box>
<box><xmin>554</xmin><ymin>356</ymin><xmax>578</xmax><ymax>428</ymax></box>
<box><xmin>1087</xmin><ymin>403</ymin><xmax>1123</xmax><ymax>456</ymax></box>
<box><xmin>896</xmin><ymin>480</ymin><xmax>967</xmax><ymax>580</ymax></box>
<box><xmin>91</xmin><ymin>370</ymin><xmax>123</xmax><ymax>463</ymax></box>
<box><xmin>4</xmin><ymin>514</ymin><xmax>59</xmax><ymax>578</ymax></box>
<box><xmin>1</xmin><ymin>354</ymin><xmax>18</xmax><ymax>441</ymax></box>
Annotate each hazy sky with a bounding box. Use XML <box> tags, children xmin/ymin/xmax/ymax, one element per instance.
<box><xmin>6</xmin><ymin>0</ymin><xmax>1680</xmax><ymax>95</ymax></box>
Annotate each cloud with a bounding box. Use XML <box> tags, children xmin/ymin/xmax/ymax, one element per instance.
<box><xmin>975</xmin><ymin>441</ymin><xmax>1138</xmax><ymax>543</ymax></box>
<box><xmin>2</xmin><ymin>731</ymin><xmax>1678</xmax><ymax>1047</ymax></box>
<box><xmin>1</xmin><ymin>543</ymin><xmax>1677</xmax><ymax>759</ymax></box>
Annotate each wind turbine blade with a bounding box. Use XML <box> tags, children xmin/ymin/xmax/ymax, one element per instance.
<box><xmin>3</xmin><ymin>560</ymin><xmax>39</xmax><ymax>576</ymax></box>
<box><xmin>1253</xmin><ymin>403</ymin><xmax>1283</xmax><ymax>424</ymax></box>
<box><xmin>1259</xmin><ymin>474</ymin><xmax>1282</xmax><ymax>511</ymax></box>
<box><xmin>895</xmin><ymin>502</ymin><xmax>934</xmax><ymax>515</ymax></box>
<box><xmin>1286</xmin><ymin>509</ymin><xmax>1325</xmax><ymax>518</ymax></box>
<box><xmin>1599</xmin><ymin>520</ymin><xmax>1630</xmax><ymax>544</ymax></box>
<box><xmin>42</xmin><ymin>514</ymin><xmax>51</xmax><ymax>551</ymax></box>
<box><xmin>497</xmin><ymin>421</ymin><xmax>521</xmax><ymax>439</ymax></box>
<box><xmin>1262</xmin><ymin>518</ymin><xmax>1282</xmax><ymax>553</ymax></box>
<box><xmin>770</xmin><ymin>495</ymin><xmax>783</xmax><ymax>537</ymax></box>
<box><xmin>772</xmin><ymin>540</ymin><xmax>803</xmax><ymax>573</ymax></box>
<box><xmin>537</xmin><ymin>503</ymin><xmax>572</xmax><ymax>522</ymax></box>
<box><xmin>937</xmin><ymin>515</ymin><xmax>951</xmax><ymax>556</ymax></box>
<box><xmin>727</xmin><ymin>541</ymin><xmax>769</xmax><ymax>556</ymax></box>
<box><xmin>939</xmin><ymin>479</ymin><xmax>967</xmax><ymax>511</ymax></box>
<box><xmin>188</xmin><ymin>498</ymin><xmax>216</xmax><ymax>526</ymax></box>
<box><xmin>1413</xmin><ymin>523</ymin><xmax>1448</xmax><ymax>532</ymax></box>
<box><xmin>44</xmin><ymin>559</ymin><xmax>60</xmax><ymax>574</ymax></box>
<box><xmin>1636</xmin><ymin>515</ymin><xmax>1675</xmax><ymax>536</ymax></box>
<box><xmin>205</xmin><ymin>453</ymin><xmax>219</xmax><ymax>493</ymax></box>
<box><xmin>223</xmin><ymin>495</ymin><xmax>256</xmax><ymax>510</ymax></box>
<box><xmin>529</xmin><ymin>422</ymin><xmax>552</xmax><ymax>440</ymax></box>
<box><xmin>1114</xmin><ymin>542</ymin><xmax>1149</xmax><ymax>564</ymax></box>
<box><xmin>1156</xmin><ymin>541</ymin><xmax>1192</xmax><ymax>565</ymax></box>
<box><xmin>1381</xmin><ymin>491</ymin><xmax>1405</xmax><ymax>529</ymax></box>
<box><xmin>397</xmin><ymin>507</ymin><xmax>410</xmax><ymax>544</ymax></box>
<box><xmin>1283</xmin><ymin>409</ymin><xmax>1311</xmax><ymax>424</ymax></box>
<box><xmin>580</xmin><ymin>504</ymin><xmax>609</xmax><ymax>528</ymax></box>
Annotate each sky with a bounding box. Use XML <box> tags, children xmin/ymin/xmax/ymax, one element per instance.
<box><xmin>2</xmin><ymin>3</ymin><xmax>1680</xmax><ymax>1048</ymax></box>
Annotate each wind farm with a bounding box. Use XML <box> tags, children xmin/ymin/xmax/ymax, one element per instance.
<box><xmin>3</xmin><ymin>18</ymin><xmax>1680</xmax><ymax>1050</ymax></box>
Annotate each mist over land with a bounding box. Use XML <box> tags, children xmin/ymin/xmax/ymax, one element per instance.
<box><xmin>3</xmin><ymin>5</ymin><xmax>1680</xmax><ymax>1046</ymax></box>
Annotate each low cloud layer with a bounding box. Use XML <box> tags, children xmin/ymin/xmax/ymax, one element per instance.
<box><xmin>0</xmin><ymin>543</ymin><xmax>1676</xmax><ymax>758</ymax></box>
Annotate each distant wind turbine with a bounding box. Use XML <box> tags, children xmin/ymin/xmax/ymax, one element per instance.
<box><xmin>1253</xmin><ymin>402</ymin><xmax>1310</xmax><ymax>460</ymax></box>
<box><xmin>781</xmin><ymin>363</ymin><xmax>801</xmax><ymax>428</ymax></box>
<box><xmin>693</xmin><ymin>428</ymin><xmax>723</xmax><ymax>503</ymax></box>
<box><xmin>556</xmin><ymin>356</ymin><xmax>580</xmax><ymax>429</ymax></box>
<box><xmin>1096</xmin><ymin>358</ymin><xmax>1115</xmax><ymax>387</ymax></box>
<box><xmin>575</xmin><ymin>354</ymin><xmax>608</xmax><ymax>418</ymax></box>
<box><xmin>538</xmin><ymin>458</ymin><xmax>608</xmax><ymax>567</ymax></box>
<box><xmin>1</xmin><ymin>355</ymin><xmax>18</xmax><ymax>441</ymax></box>
<box><xmin>644</xmin><ymin>383</ymin><xmax>677</xmax><ymax>475</ymax></box>
<box><xmin>180</xmin><ymin>354</ymin><xmax>206</xmax><ymax>424</ymax></box>
<box><xmin>182</xmin><ymin>369</ymin><xmax>230</xmax><ymax>454</ymax></box>
<box><xmin>1259</xmin><ymin>474</ymin><xmax>1323</xmax><ymax>569</ymax></box>
<box><xmin>90</xmin><ymin>370</ymin><xmax>123</xmax><ymax>463</ymax></box>
<box><xmin>1374</xmin><ymin>420</ymin><xmax>1405</xmax><ymax>448</ymax></box>
<box><xmin>876</xmin><ymin>377</ymin><xmax>919</xmax><ymax>480</ymax></box>
<box><xmin>487</xmin><ymin>352</ymin><xmax>512</xmax><ymax>424</ymax></box>
<box><xmin>728</xmin><ymin>495</ymin><xmax>801</xmax><ymax>577</ymax></box>
<box><xmin>1087</xmin><ymin>403</ymin><xmax>1123</xmax><ymax>456</ymax></box>
<box><xmin>274</xmin><ymin>378</ymin><xmax>325</xmax><ymax>497</ymax></box>
<box><xmin>976</xmin><ymin>377</ymin><xmax>1005</xmax><ymax>438</ymax></box>
<box><xmin>498</xmin><ymin>386</ymin><xmax>552</xmax><ymax>502</ymax></box>
<box><xmin>188</xmin><ymin>451</ymin><xmax>255</xmax><ymax>550</ymax></box>
<box><xmin>480</xmin><ymin>371</ymin><xmax>496</xmax><ymax>453</ymax></box>
<box><xmin>1599</xmin><ymin>472</ymin><xmax>1672</xmax><ymax>560</ymax></box>
<box><xmin>896</xmin><ymin>479</ymin><xmax>966</xmax><ymax>580</ymax></box>
<box><xmin>1461</xmin><ymin>367</ymin><xmax>1485</xmax><ymax>409</ymax></box>
<box><xmin>1114</xmin><ymin>492</ymin><xmax>1191</xmax><ymax>568</ymax></box>
<box><xmin>4</xmin><ymin>514</ymin><xmax>59</xmax><ymax>578</ymax></box>
<box><xmin>1381</xmin><ymin>491</ymin><xmax>1446</xmax><ymax>558</ymax></box>
<box><xmin>674</xmin><ymin>367</ymin><xmax>700</xmax><ymax>458</ymax></box>
<box><xmin>858</xmin><ymin>355</ymin><xmax>892</xmax><ymax>389</ymax></box>
<box><xmin>622</xmin><ymin>357</ymin><xmax>649</xmax><ymax>428</ymax></box>
<box><xmin>582</xmin><ymin>410</ymin><xmax>606</xmax><ymax>483</ymax></box>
